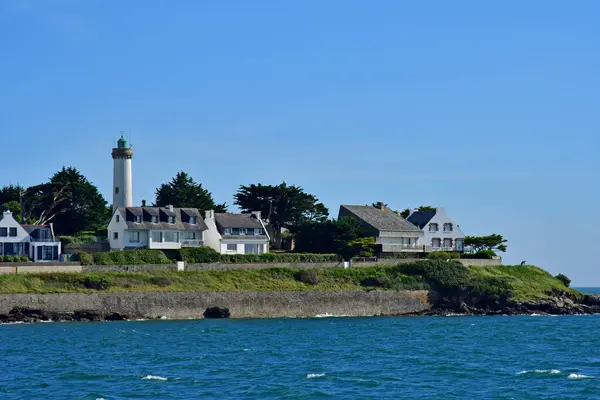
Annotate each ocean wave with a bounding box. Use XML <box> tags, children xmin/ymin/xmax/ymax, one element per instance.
<box><xmin>518</xmin><ymin>369</ymin><xmax>561</xmax><ymax>375</ymax></box>
<box><xmin>568</xmin><ymin>374</ymin><xmax>594</xmax><ymax>379</ymax></box>
<box><xmin>142</xmin><ymin>375</ymin><xmax>168</xmax><ymax>381</ymax></box>
<box><xmin>307</xmin><ymin>373</ymin><xmax>326</xmax><ymax>379</ymax></box>
<box><xmin>314</xmin><ymin>313</ymin><xmax>349</xmax><ymax>318</ymax></box>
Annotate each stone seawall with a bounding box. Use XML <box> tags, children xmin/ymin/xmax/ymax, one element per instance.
<box><xmin>0</xmin><ymin>290</ymin><xmax>431</xmax><ymax>319</ymax></box>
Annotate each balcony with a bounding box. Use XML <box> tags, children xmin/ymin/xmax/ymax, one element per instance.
<box><xmin>181</xmin><ymin>240</ymin><xmax>204</xmax><ymax>247</ymax></box>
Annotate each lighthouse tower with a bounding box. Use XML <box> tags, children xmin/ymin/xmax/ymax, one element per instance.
<box><xmin>112</xmin><ymin>135</ymin><xmax>133</xmax><ymax>210</ymax></box>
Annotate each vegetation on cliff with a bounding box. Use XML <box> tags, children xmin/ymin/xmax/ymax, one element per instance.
<box><xmin>0</xmin><ymin>261</ymin><xmax>574</xmax><ymax>305</ymax></box>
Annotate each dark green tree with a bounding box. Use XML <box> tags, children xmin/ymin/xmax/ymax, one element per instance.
<box><xmin>154</xmin><ymin>171</ymin><xmax>227</xmax><ymax>213</ymax></box>
<box><xmin>0</xmin><ymin>200</ymin><xmax>22</xmax><ymax>221</ymax></box>
<box><xmin>294</xmin><ymin>216</ymin><xmax>365</xmax><ymax>256</ymax></box>
<box><xmin>464</xmin><ymin>234</ymin><xmax>507</xmax><ymax>254</ymax></box>
<box><xmin>0</xmin><ymin>184</ymin><xmax>22</xmax><ymax>205</ymax></box>
<box><xmin>234</xmin><ymin>182</ymin><xmax>329</xmax><ymax>248</ymax></box>
<box><xmin>400</xmin><ymin>205</ymin><xmax>436</xmax><ymax>218</ymax></box>
<box><xmin>47</xmin><ymin>167</ymin><xmax>111</xmax><ymax>235</ymax></box>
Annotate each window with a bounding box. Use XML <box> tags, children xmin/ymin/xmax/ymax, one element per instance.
<box><xmin>182</xmin><ymin>231</ymin><xmax>196</xmax><ymax>240</ymax></box>
<box><xmin>224</xmin><ymin>228</ymin><xmax>232</xmax><ymax>235</ymax></box>
<box><xmin>429</xmin><ymin>223</ymin><xmax>439</xmax><ymax>232</ymax></box>
<box><xmin>151</xmin><ymin>216</ymin><xmax>158</xmax><ymax>223</ymax></box>
<box><xmin>115</xmin><ymin>187</ymin><xmax>119</xmax><ymax>194</ymax></box>
<box><xmin>443</xmin><ymin>223</ymin><xmax>453</xmax><ymax>232</ymax></box>
<box><xmin>135</xmin><ymin>215</ymin><xmax>142</xmax><ymax>223</ymax></box>
<box><xmin>432</xmin><ymin>238</ymin><xmax>441</xmax><ymax>248</ymax></box>
<box><xmin>443</xmin><ymin>238</ymin><xmax>452</xmax><ymax>248</ymax></box>
<box><xmin>113</xmin><ymin>232</ymin><xmax>119</xmax><ymax>240</ymax></box>
<box><xmin>151</xmin><ymin>231</ymin><xmax>162</xmax><ymax>242</ymax></box>
<box><xmin>227</xmin><ymin>243</ymin><xmax>237</xmax><ymax>251</ymax></box>
<box><xmin>168</xmin><ymin>216</ymin><xmax>175</xmax><ymax>224</ymax></box>
<box><xmin>245</xmin><ymin>244</ymin><xmax>262</xmax><ymax>254</ymax></box>
<box><xmin>116</xmin><ymin>215</ymin><xmax>120</xmax><ymax>222</ymax></box>
<box><xmin>254</xmin><ymin>228</ymin><xmax>262</xmax><ymax>235</ymax></box>
<box><xmin>128</xmin><ymin>231</ymin><xmax>140</xmax><ymax>243</ymax></box>
<box><xmin>164</xmin><ymin>232</ymin><xmax>179</xmax><ymax>242</ymax></box>
<box><xmin>239</xmin><ymin>228</ymin><xmax>247</xmax><ymax>235</ymax></box>
<box><xmin>9</xmin><ymin>228</ymin><xmax>17</xmax><ymax>237</ymax></box>
<box><xmin>231</xmin><ymin>228</ymin><xmax>240</xmax><ymax>235</ymax></box>
<box><xmin>189</xmin><ymin>216</ymin><xmax>196</xmax><ymax>224</ymax></box>
<box><xmin>0</xmin><ymin>228</ymin><xmax>7</xmax><ymax>237</ymax></box>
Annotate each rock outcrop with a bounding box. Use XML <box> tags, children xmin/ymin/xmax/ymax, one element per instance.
<box><xmin>0</xmin><ymin>307</ymin><xmax>132</xmax><ymax>323</ymax></box>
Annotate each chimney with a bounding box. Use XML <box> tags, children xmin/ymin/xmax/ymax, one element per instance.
<box><xmin>375</xmin><ymin>202</ymin><xmax>387</xmax><ymax>211</ymax></box>
<box><xmin>251</xmin><ymin>211</ymin><xmax>262</xmax><ymax>220</ymax></box>
<box><xmin>205</xmin><ymin>210</ymin><xmax>214</xmax><ymax>219</ymax></box>
<box><xmin>141</xmin><ymin>199</ymin><xmax>146</xmax><ymax>207</ymax></box>
<box><xmin>166</xmin><ymin>204</ymin><xmax>174</xmax><ymax>212</ymax></box>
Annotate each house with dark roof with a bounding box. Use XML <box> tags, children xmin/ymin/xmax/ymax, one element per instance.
<box><xmin>107</xmin><ymin>205</ymin><xmax>208</xmax><ymax>250</ymax></box>
<box><xmin>406</xmin><ymin>207</ymin><xmax>465</xmax><ymax>252</ymax></box>
<box><xmin>204</xmin><ymin>210</ymin><xmax>270</xmax><ymax>254</ymax></box>
<box><xmin>338</xmin><ymin>203</ymin><xmax>424</xmax><ymax>255</ymax></box>
<box><xmin>0</xmin><ymin>211</ymin><xmax>61</xmax><ymax>261</ymax></box>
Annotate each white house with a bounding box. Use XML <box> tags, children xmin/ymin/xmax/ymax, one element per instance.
<box><xmin>204</xmin><ymin>210</ymin><xmax>270</xmax><ymax>254</ymax></box>
<box><xmin>107</xmin><ymin>205</ymin><xmax>208</xmax><ymax>250</ymax></box>
<box><xmin>0</xmin><ymin>211</ymin><xmax>62</xmax><ymax>261</ymax></box>
<box><xmin>406</xmin><ymin>207</ymin><xmax>465</xmax><ymax>252</ymax></box>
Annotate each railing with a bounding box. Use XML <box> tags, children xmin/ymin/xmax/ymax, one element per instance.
<box><xmin>181</xmin><ymin>240</ymin><xmax>203</xmax><ymax>247</ymax></box>
<box><xmin>30</xmin><ymin>238</ymin><xmax>60</xmax><ymax>243</ymax></box>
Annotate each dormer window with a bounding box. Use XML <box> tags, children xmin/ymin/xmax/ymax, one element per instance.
<box><xmin>239</xmin><ymin>228</ymin><xmax>247</xmax><ymax>235</ymax></box>
<box><xmin>168</xmin><ymin>216</ymin><xmax>175</xmax><ymax>224</ymax></box>
<box><xmin>151</xmin><ymin>216</ymin><xmax>158</xmax><ymax>224</ymax></box>
<box><xmin>429</xmin><ymin>223</ymin><xmax>439</xmax><ymax>232</ymax></box>
<box><xmin>443</xmin><ymin>223</ymin><xmax>453</xmax><ymax>232</ymax></box>
<box><xmin>224</xmin><ymin>228</ymin><xmax>232</xmax><ymax>235</ymax></box>
<box><xmin>189</xmin><ymin>216</ymin><xmax>197</xmax><ymax>224</ymax></box>
<box><xmin>135</xmin><ymin>216</ymin><xmax>142</xmax><ymax>223</ymax></box>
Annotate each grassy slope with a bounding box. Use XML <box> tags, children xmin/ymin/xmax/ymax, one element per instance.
<box><xmin>0</xmin><ymin>263</ymin><xmax>573</xmax><ymax>302</ymax></box>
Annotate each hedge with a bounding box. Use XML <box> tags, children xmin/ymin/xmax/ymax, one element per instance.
<box><xmin>0</xmin><ymin>255</ymin><xmax>30</xmax><ymax>263</ymax></box>
<box><xmin>76</xmin><ymin>247</ymin><xmax>340</xmax><ymax>265</ymax></box>
<box><xmin>77</xmin><ymin>250</ymin><xmax>171</xmax><ymax>265</ymax></box>
<box><xmin>427</xmin><ymin>251</ymin><xmax>460</xmax><ymax>260</ymax></box>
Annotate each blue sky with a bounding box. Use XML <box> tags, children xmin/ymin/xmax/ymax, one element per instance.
<box><xmin>1</xmin><ymin>1</ymin><xmax>599</xmax><ymax>284</ymax></box>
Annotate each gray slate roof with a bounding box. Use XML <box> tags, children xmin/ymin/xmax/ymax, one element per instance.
<box><xmin>406</xmin><ymin>210</ymin><xmax>437</xmax><ymax>229</ymax></box>
<box><xmin>214</xmin><ymin>213</ymin><xmax>263</xmax><ymax>229</ymax></box>
<box><xmin>339</xmin><ymin>205</ymin><xmax>422</xmax><ymax>233</ymax></box>
<box><xmin>117</xmin><ymin>207</ymin><xmax>208</xmax><ymax>231</ymax></box>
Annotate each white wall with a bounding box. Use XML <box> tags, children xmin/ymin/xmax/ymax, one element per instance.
<box><xmin>420</xmin><ymin>208</ymin><xmax>465</xmax><ymax>250</ymax></box>
<box><xmin>202</xmin><ymin>211</ymin><xmax>222</xmax><ymax>252</ymax></box>
<box><xmin>113</xmin><ymin>157</ymin><xmax>133</xmax><ymax>210</ymax></box>
<box><xmin>220</xmin><ymin>240</ymin><xmax>268</xmax><ymax>255</ymax></box>
<box><xmin>0</xmin><ymin>211</ymin><xmax>30</xmax><ymax>244</ymax></box>
<box><xmin>107</xmin><ymin>209</ymin><xmax>126</xmax><ymax>250</ymax></box>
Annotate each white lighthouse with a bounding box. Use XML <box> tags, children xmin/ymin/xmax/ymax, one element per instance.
<box><xmin>112</xmin><ymin>135</ymin><xmax>133</xmax><ymax>210</ymax></box>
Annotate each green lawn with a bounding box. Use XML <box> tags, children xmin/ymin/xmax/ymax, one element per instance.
<box><xmin>0</xmin><ymin>262</ymin><xmax>573</xmax><ymax>304</ymax></box>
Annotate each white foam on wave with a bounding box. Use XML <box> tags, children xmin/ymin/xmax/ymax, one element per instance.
<box><xmin>314</xmin><ymin>313</ymin><xmax>349</xmax><ymax>318</ymax></box>
<box><xmin>307</xmin><ymin>373</ymin><xmax>326</xmax><ymax>379</ymax></box>
<box><xmin>568</xmin><ymin>373</ymin><xmax>593</xmax><ymax>379</ymax></box>
<box><xmin>142</xmin><ymin>375</ymin><xmax>168</xmax><ymax>381</ymax></box>
<box><xmin>518</xmin><ymin>369</ymin><xmax>561</xmax><ymax>375</ymax></box>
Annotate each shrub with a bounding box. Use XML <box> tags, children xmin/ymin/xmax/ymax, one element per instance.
<box><xmin>76</xmin><ymin>252</ymin><xmax>94</xmax><ymax>265</ymax></box>
<box><xmin>294</xmin><ymin>270</ymin><xmax>319</xmax><ymax>285</ymax></box>
<box><xmin>461</xmin><ymin>250</ymin><xmax>496</xmax><ymax>259</ymax></box>
<box><xmin>555</xmin><ymin>273</ymin><xmax>571</xmax><ymax>288</ymax></box>
<box><xmin>59</xmin><ymin>236</ymin><xmax>75</xmax><ymax>247</ymax></box>
<box><xmin>83</xmin><ymin>276</ymin><xmax>111</xmax><ymax>290</ymax></box>
<box><xmin>72</xmin><ymin>234</ymin><xmax>97</xmax><ymax>244</ymax></box>
<box><xmin>150</xmin><ymin>276</ymin><xmax>172</xmax><ymax>287</ymax></box>
<box><xmin>427</xmin><ymin>251</ymin><xmax>460</xmax><ymax>260</ymax></box>
<box><xmin>361</xmin><ymin>276</ymin><xmax>392</xmax><ymax>288</ymax></box>
<box><xmin>91</xmin><ymin>250</ymin><xmax>171</xmax><ymax>265</ymax></box>
<box><xmin>181</xmin><ymin>247</ymin><xmax>220</xmax><ymax>263</ymax></box>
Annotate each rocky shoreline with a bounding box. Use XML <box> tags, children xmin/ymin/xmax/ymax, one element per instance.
<box><xmin>411</xmin><ymin>291</ymin><xmax>600</xmax><ymax>317</ymax></box>
<box><xmin>2</xmin><ymin>291</ymin><xmax>599</xmax><ymax>324</ymax></box>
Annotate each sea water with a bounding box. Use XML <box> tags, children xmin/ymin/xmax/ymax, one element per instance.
<box><xmin>2</xmin><ymin>294</ymin><xmax>600</xmax><ymax>399</ymax></box>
